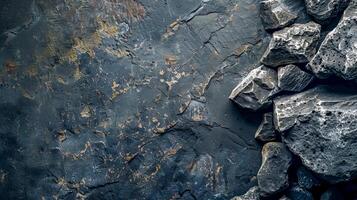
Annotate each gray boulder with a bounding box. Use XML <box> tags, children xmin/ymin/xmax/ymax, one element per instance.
<box><xmin>274</xmin><ymin>86</ymin><xmax>357</xmax><ymax>183</ymax></box>
<box><xmin>308</xmin><ymin>1</ymin><xmax>357</xmax><ymax>80</ymax></box>
<box><xmin>304</xmin><ymin>0</ymin><xmax>350</xmax><ymax>22</ymax></box>
<box><xmin>261</xmin><ymin>22</ymin><xmax>321</xmax><ymax>67</ymax></box>
<box><xmin>278</xmin><ymin>64</ymin><xmax>314</xmax><ymax>92</ymax></box>
<box><xmin>260</xmin><ymin>0</ymin><xmax>305</xmax><ymax>31</ymax></box>
<box><xmin>255</xmin><ymin>113</ymin><xmax>277</xmax><ymax>142</ymax></box>
<box><xmin>257</xmin><ymin>142</ymin><xmax>292</xmax><ymax>197</ymax></box>
<box><xmin>229</xmin><ymin>66</ymin><xmax>280</xmax><ymax>111</ymax></box>
<box><xmin>231</xmin><ymin>186</ymin><xmax>260</xmax><ymax>200</ymax></box>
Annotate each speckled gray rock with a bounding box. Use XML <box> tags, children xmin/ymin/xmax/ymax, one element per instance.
<box><xmin>255</xmin><ymin>113</ymin><xmax>277</xmax><ymax>142</ymax></box>
<box><xmin>257</xmin><ymin>142</ymin><xmax>292</xmax><ymax>197</ymax></box>
<box><xmin>260</xmin><ymin>0</ymin><xmax>304</xmax><ymax>31</ymax></box>
<box><xmin>296</xmin><ymin>166</ymin><xmax>321</xmax><ymax>190</ymax></box>
<box><xmin>231</xmin><ymin>186</ymin><xmax>260</xmax><ymax>200</ymax></box>
<box><xmin>304</xmin><ymin>0</ymin><xmax>350</xmax><ymax>22</ymax></box>
<box><xmin>261</xmin><ymin>22</ymin><xmax>321</xmax><ymax>67</ymax></box>
<box><xmin>278</xmin><ymin>64</ymin><xmax>314</xmax><ymax>92</ymax></box>
<box><xmin>229</xmin><ymin>66</ymin><xmax>280</xmax><ymax>111</ymax></box>
<box><xmin>308</xmin><ymin>1</ymin><xmax>357</xmax><ymax>80</ymax></box>
<box><xmin>274</xmin><ymin>86</ymin><xmax>357</xmax><ymax>183</ymax></box>
<box><xmin>284</xmin><ymin>186</ymin><xmax>314</xmax><ymax>200</ymax></box>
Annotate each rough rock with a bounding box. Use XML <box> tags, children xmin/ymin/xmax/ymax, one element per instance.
<box><xmin>259</xmin><ymin>0</ymin><xmax>305</xmax><ymax>31</ymax></box>
<box><xmin>255</xmin><ymin>113</ymin><xmax>277</xmax><ymax>142</ymax></box>
<box><xmin>283</xmin><ymin>186</ymin><xmax>314</xmax><ymax>200</ymax></box>
<box><xmin>296</xmin><ymin>166</ymin><xmax>321</xmax><ymax>190</ymax></box>
<box><xmin>257</xmin><ymin>142</ymin><xmax>292</xmax><ymax>197</ymax></box>
<box><xmin>229</xmin><ymin>66</ymin><xmax>280</xmax><ymax>111</ymax></box>
<box><xmin>261</xmin><ymin>22</ymin><xmax>321</xmax><ymax>67</ymax></box>
<box><xmin>278</xmin><ymin>64</ymin><xmax>314</xmax><ymax>92</ymax></box>
<box><xmin>231</xmin><ymin>186</ymin><xmax>260</xmax><ymax>200</ymax></box>
<box><xmin>274</xmin><ymin>86</ymin><xmax>357</xmax><ymax>182</ymax></box>
<box><xmin>304</xmin><ymin>0</ymin><xmax>350</xmax><ymax>22</ymax></box>
<box><xmin>308</xmin><ymin>1</ymin><xmax>357</xmax><ymax>80</ymax></box>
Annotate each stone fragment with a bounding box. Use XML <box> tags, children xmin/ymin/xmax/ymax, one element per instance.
<box><xmin>274</xmin><ymin>86</ymin><xmax>357</xmax><ymax>183</ymax></box>
<box><xmin>255</xmin><ymin>113</ymin><xmax>277</xmax><ymax>142</ymax></box>
<box><xmin>260</xmin><ymin>0</ymin><xmax>304</xmax><ymax>31</ymax></box>
<box><xmin>261</xmin><ymin>22</ymin><xmax>321</xmax><ymax>67</ymax></box>
<box><xmin>229</xmin><ymin>66</ymin><xmax>280</xmax><ymax>111</ymax></box>
<box><xmin>278</xmin><ymin>65</ymin><xmax>314</xmax><ymax>92</ymax></box>
<box><xmin>231</xmin><ymin>186</ymin><xmax>260</xmax><ymax>200</ymax></box>
<box><xmin>257</xmin><ymin>142</ymin><xmax>292</xmax><ymax>197</ymax></box>
<box><xmin>308</xmin><ymin>2</ymin><xmax>357</xmax><ymax>80</ymax></box>
<box><xmin>296</xmin><ymin>166</ymin><xmax>321</xmax><ymax>190</ymax></box>
<box><xmin>283</xmin><ymin>186</ymin><xmax>314</xmax><ymax>200</ymax></box>
<box><xmin>304</xmin><ymin>0</ymin><xmax>350</xmax><ymax>22</ymax></box>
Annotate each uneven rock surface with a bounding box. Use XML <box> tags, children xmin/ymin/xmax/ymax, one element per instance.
<box><xmin>0</xmin><ymin>0</ymin><xmax>271</xmax><ymax>199</ymax></box>
<box><xmin>261</xmin><ymin>22</ymin><xmax>321</xmax><ymax>67</ymax></box>
<box><xmin>259</xmin><ymin>0</ymin><xmax>305</xmax><ymax>31</ymax></box>
<box><xmin>255</xmin><ymin>112</ymin><xmax>277</xmax><ymax>142</ymax></box>
<box><xmin>229</xmin><ymin>66</ymin><xmax>280</xmax><ymax>111</ymax></box>
<box><xmin>231</xmin><ymin>186</ymin><xmax>260</xmax><ymax>200</ymax></box>
<box><xmin>278</xmin><ymin>64</ymin><xmax>314</xmax><ymax>92</ymax></box>
<box><xmin>257</xmin><ymin>142</ymin><xmax>292</xmax><ymax>196</ymax></box>
<box><xmin>308</xmin><ymin>1</ymin><xmax>357</xmax><ymax>80</ymax></box>
<box><xmin>274</xmin><ymin>86</ymin><xmax>357</xmax><ymax>182</ymax></box>
<box><xmin>304</xmin><ymin>0</ymin><xmax>351</xmax><ymax>22</ymax></box>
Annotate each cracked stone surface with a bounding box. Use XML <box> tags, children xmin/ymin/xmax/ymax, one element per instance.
<box><xmin>257</xmin><ymin>142</ymin><xmax>292</xmax><ymax>197</ymax></box>
<box><xmin>259</xmin><ymin>0</ymin><xmax>307</xmax><ymax>31</ymax></box>
<box><xmin>261</xmin><ymin>22</ymin><xmax>321</xmax><ymax>67</ymax></box>
<box><xmin>274</xmin><ymin>86</ymin><xmax>357</xmax><ymax>183</ymax></box>
<box><xmin>255</xmin><ymin>112</ymin><xmax>277</xmax><ymax>142</ymax></box>
<box><xmin>0</xmin><ymin>0</ymin><xmax>271</xmax><ymax>199</ymax></box>
<box><xmin>304</xmin><ymin>0</ymin><xmax>351</xmax><ymax>22</ymax></box>
<box><xmin>278</xmin><ymin>64</ymin><xmax>314</xmax><ymax>92</ymax></box>
<box><xmin>229</xmin><ymin>66</ymin><xmax>280</xmax><ymax>111</ymax></box>
<box><xmin>308</xmin><ymin>1</ymin><xmax>357</xmax><ymax>80</ymax></box>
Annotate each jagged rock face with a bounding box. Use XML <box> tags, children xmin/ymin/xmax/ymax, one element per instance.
<box><xmin>257</xmin><ymin>142</ymin><xmax>292</xmax><ymax>197</ymax></box>
<box><xmin>308</xmin><ymin>1</ymin><xmax>357</xmax><ymax>80</ymax></box>
<box><xmin>304</xmin><ymin>0</ymin><xmax>351</xmax><ymax>22</ymax></box>
<box><xmin>278</xmin><ymin>64</ymin><xmax>314</xmax><ymax>92</ymax></box>
<box><xmin>261</xmin><ymin>22</ymin><xmax>321</xmax><ymax>67</ymax></box>
<box><xmin>274</xmin><ymin>86</ymin><xmax>357</xmax><ymax>183</ymax></box>
<box><xmin>259</xmin><ymin>0</ymin><xmax>305</xmax><ymax>31</ymax></box>
<box><xmin>229</xmin><ymin>66</ymin><xmax>280</xmax><ymax>111</ymax></box>
<box><xmin>255</xmin><ymin>112</ymin><xmax>277</xmax><ymax>142</ymax></box>
<box><xmin>231</xmin><ymin>186</ymin><xmax>260</xmax><ymax>200</ymax></box>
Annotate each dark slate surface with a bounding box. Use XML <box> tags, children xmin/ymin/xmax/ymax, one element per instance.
<box><xmin>0</xmin><ymin>0</ymin><xmax>270</xmax><ymax>199</ymax></box>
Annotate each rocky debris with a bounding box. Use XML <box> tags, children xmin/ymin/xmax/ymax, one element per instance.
<box><xmin>278</xmin><ymin>64</ymin><xmax>314</xmax><ymax>92</ymax></box>
<box><xmin>308</xmin><ymin>1</ymin><xmax>357</xmax><ymax>80</ymax></box>
<box><xmin>304</xmin><ymin>0</ymin><xmax>351</xmax><ymax>22</ymax></box>
<box><xmin>231</xmin><ymin>186</ymin><xmax>260</xmax><ymax>200</ymax></box>
<box><xmin>255</xmin><ymin>113</ymin><xmax>277</xmax><ymax>142</ymax></box>
<box><xmin>261</xmin><ymin>22</ymin><xmax>321</xmax><ymax>67</ymax></box>
<box><xmin>229</xmin><ymin>66</ymin><xmax>280</xmax><ymax>111</ymax></box>
<box><xmin>259</xmin><ymin>0</ymin><xmax>305</xmax><ymax>31</ymax></box>
<box><xmin>257</xmin><ymin>142</ymin><xmax>292</xmax><ymax>197</ymax></box>
<box><xmin>296</xmin><ymin>166</ymin><xmax>321</xmax><ymax>190</ymax></box>
<box><xmin>274</xmin><ymin>86</ymin><xmax>357</xmax><ymax>183</ymax></box>
<box><xmin>283</xmin><ymin>186</ymin><xmax>314</xmax><ymax>200</ymax></box>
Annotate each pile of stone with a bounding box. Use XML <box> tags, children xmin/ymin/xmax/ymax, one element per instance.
<box><xmin>230</xmin><ymin>0</ymin><xmax>356</xmax><ymax>199</ymax></box>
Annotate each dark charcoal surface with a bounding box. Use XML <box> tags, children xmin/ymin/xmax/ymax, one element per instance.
<box><xmin>0</xmin><ymin>0</ymin><xmax>270</xmax><ymax>199</ymax></box>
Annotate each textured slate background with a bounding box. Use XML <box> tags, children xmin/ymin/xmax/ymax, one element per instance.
<box><xmin>0</xmin><ymin>0</ymin><xmax>270</xmax><ymax>199</ymax></box>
